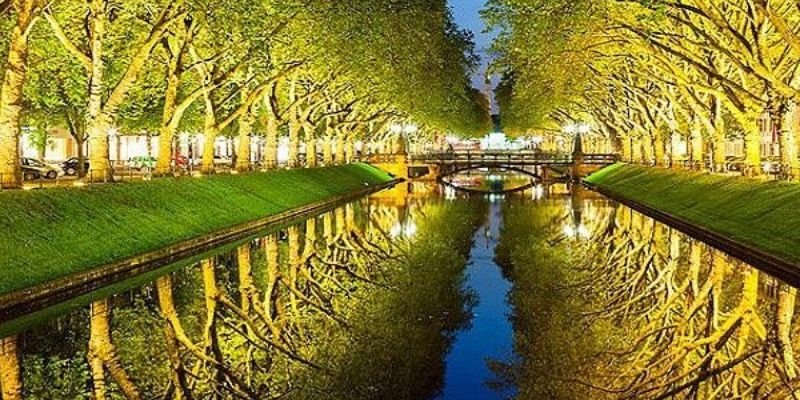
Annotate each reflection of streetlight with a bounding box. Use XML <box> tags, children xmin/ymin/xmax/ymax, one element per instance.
<box><xmin>532</xmin><ymin>184</ymin><xmax>545</xmax><ymax>200</ymax></box>
<box><xmin>563</xmin><ymin>223</ymin><xmax>590</xmax><ymax>240</ymax></box>
<box><xmin>390</xmin><ymin>220</ymin><xmax>417</xmax><ymax>238</ymax></box>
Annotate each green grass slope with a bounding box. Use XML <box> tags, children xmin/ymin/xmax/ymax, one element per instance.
<box><xmin>0</xmin><ymin>163</ymin><xmax>392</xmax><ymax>295</ymax></box>
<box><xmin>585</xmin><ymin>163</ymin><xmax>800</xmax><ymax>265</ymax></box>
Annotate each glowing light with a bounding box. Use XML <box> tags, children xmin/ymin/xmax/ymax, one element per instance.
<box><xmin>403</xmin><ymin>221</ymin><xmax>417</xmax><ymax>237</ymax></box>
<box><xmin>564</xmin><ymin>223</ymin><xmax>591</xmax><ymax>240</ymax></box>
<box><xmin>22</xmin><ymin>185</ymin><xmax>35</xmax><ymax>191</ymax></box>
<box><xmin>390</xmin><ymin>221</ymin><xmax>418</xmax><ymax>238</ymax></box>
<box><xmin>488</xmin><ymin>193</ymin><xmax>505</xmax><ymax>203</ymax></box>
<box><xmin>391</xmin><ymin>122</ymin><xmax>418</xmax><ymax>135</ymax></box>
<box><xmin>73</xmin><ymin>181</ymin><xmax>86</xmax><ymax>187</ymax></box>
<box><xmin>577</xmin><ymin>224</ymin><xmax>591</xmax><ymax>239</ymax></box>
<box><xmin>532</xmin><ymin>184</ymin><xmax>545</xmax><ymax>200</ymax></box>
<box><xmin>444</xmin><ymin>186</ymin><xmax>457</xmax><ymax>200</ymax></box>
<box><xmin>564</xmin><ymin>122</ymin><xmax>590</xmax><ymax>135</ymax></box>
<box><xmin>390</xmin><ymin>223</ymin><xmax>403</xmax><ymax>238</ymax></box>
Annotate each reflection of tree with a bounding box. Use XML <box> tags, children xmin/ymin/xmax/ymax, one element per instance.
<box><xmin>296</xmin><ymin>199</ymin><xmax>484</xmax><ymax>400</ymax></box>
<box><xmin>87</xmin><ymin>299</ymin><xmax>142</xmax><ymax>400</ymax></box>
<box><xmin>575</xmin><ymin>206</ymin><xmax>781</xmax><ymax>399</ymax></box>
<box><xmin>510</xmin><ymin>197</ymin><xmax>800</xmax><ymax>399</ymax></box>
<box><xmin>495</xmin><ymin>197</ymin><xmax>618</xmax><ymax>399</ymax></box>
<box><xmin>11</xmin><ymin>198</ymin><xmax>482</xmax><ymax>399</ymax></box>
<box><xmin>1</xmin><ymin>336</ymin><xmax>23</xmax><ymax>400</ymax></box>
<box><xmin>499</xmin><ymin>195</ymin><xmax>800</xmax><ymax>399</ymax></box>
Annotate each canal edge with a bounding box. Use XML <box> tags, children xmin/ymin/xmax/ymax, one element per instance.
<box><xmin>0</xmin><ymin>179</ymin><xmax>404</xmax><ymax>322</ymax></box>
<box><xmin>583</xmin><ymin>181</ymin><xmax>800</xmax><ymax>288</ymax></box>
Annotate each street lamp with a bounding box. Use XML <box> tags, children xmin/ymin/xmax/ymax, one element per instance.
<box><xmin>390</xmin><ymin>122</ymin><xmax>419</xmax><ymax>154</ymax></box>
<box><xmin>564</xmin><ymin>122</ymin><xmax>590</xmax><ymax>155</ymax></box>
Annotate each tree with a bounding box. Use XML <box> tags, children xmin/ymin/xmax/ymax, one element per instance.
<box><xmin>0</xmin><ymin>0</ymin><xmax>44</xmax><ymax>188</ymax></box>
<box><xmin>44</xmin><ymin>0</ymin><xmax>186</xmax><ymax>180</ymax></box>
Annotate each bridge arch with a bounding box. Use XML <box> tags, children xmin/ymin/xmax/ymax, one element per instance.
<box><xmin>438</xmin><ymin>164</ymin><xmax>542</xmax><ymax>181</ymax></box>
<box><xmin>440</xmin><ymin>178</ymin><xmax>537</xmax><ymax>195</ymax></box>
<box><xmin>437</xmin><ymin>165</ymin><xmax>542</xmax><ymax>194</ymax></box>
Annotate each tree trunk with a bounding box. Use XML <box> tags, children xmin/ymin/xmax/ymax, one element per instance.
<box><xmin>621</xmin><ymin>135</ymin><xmax>632</xmax><ymax>162</ymax></box>
<box><xmin>0</xmin><ymin>0</ymin><xmax>39</xmax><ymax>188</ymax></box>
<box><xmin>0</xmin><ymin>335</ymin><xmax>23</xmax><ymax>400</ymax></box>
<box><xmin>262</xmin><ymin>234</ymin><xmax>279</xmax><ymax>330</ymax></box>
<box><xmin>236</xmin><ymin>109</ymin><xmax>254</xmax><ymax>172</ymax></box>
<box><xmin>155</xmin><ymin>70</ymin><xmax>180</xmax><ymax>174</ymax></box>
<box><xmin>86</xmin><ymin>115</ymin><xmax>113</xmax><ymax>181</ymax></box>
<box><xmin>76</xmin><ymin>135</ymin><xmax>87</xmax><ymax>178</ymax></box>
<box><xmin>287</xmin><ymin>225</ymin><xmax>301</xmax><ymax>315</ymax></box>
<box><xmin>779</xmin><ymin>105</ymin><xmax>799</xmax><ymax>180</ymax></box>
<box><xmin>335</xmin><ymin>133</ymin><xmax>345</xmax><ymax>164</ymax></box>
<box><xmin>304</xmin><ymin>123</ymin><xmax>317</xmax><ymax>168</ymax></box>
<box><xmin>89</xmin><ymin>298</ymin><xmax>142</xmax><ymax>400</ymax></box>
<box><xmin>654</xmin><ymin>132</ymin><xmax>666</xmax><ymax>167</ymax></box>
<box><xmin>345</xmin><ymin>140</ymin><xmax>355</xmax><ymax>163</ymax></box>
<box><xmin>260</xmin><ymin>112</ymin><xmax>278</xmax><ymax>169</ymax></box>
<box><xmin>744</xmin><ymin>122</ymin><xmax>762</xmax><ymax>176</ymax></box>
<box><xmin>690</xmin><ymin>130</ymin><xmax>704</xmax><ymax>170</ymax></box>
<box><xmin>154</xmin><ymin>276</ymin><xmax>193</xmax><ymax>400</ymax></box>
<box><xmin>237</xmin><ymin>244</ymin><xmax>253</xmax><ymax>313</ymax></box>
<box><xmin>287</xmin><ymin>80</ymin><xmax>299</xmax><ymax>168</ymax></box>
<box><xmin>776</xmin><ymin>285</ymin><xmax>798</xmax><ymax>380</ymax></box>
<box><xmin>322</xmin><ymin>136</ymin><xmax>333</xmax><ymax>165</ymax></box>
<box><xmin>85</xmin><ymin>0</ymin><xmax>113</xmax><ymax>181</ymax></box>
<box><xmin>288</xmin><ymin>117</ymin><xmax>300</xmax><ymax>168</ymax></box>
<box><xmin>201</xmin><ymin>94</ymin><xmax>218</xmax><ymax>173</ymax></box>
<box><xmin>642</xmin><ymin>134</ymin><xmax>654</xmax><ymax>165</ymax></box>
<box><xmin>304</xmin><ymin>218</ymin><xmax>317</xmax><ymax>257</ymax></box>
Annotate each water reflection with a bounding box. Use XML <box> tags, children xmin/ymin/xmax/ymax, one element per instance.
<box><xmin>442</xmin><ymin>168</ymin><xmax>538</xmax><ymax>194</ymax></box>
<box><xmin>5</xmin><ymin>182</ymin><xmax>799</xmax><ymax>399</ymax></box>
<box><xmin>1</xmin><ymin>195</ymin><xmax>483</xmax><ymax>400</ymax></box>
<box><xmin>500</xmin><ymin>185</ymin><xmax>800</xmax><ymax>399</ymax></box>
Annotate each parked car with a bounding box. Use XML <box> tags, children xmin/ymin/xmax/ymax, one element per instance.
<box><xmin>21</xmin><ymin>158</ymin><xmax>61</xmax><ymax>180</ymax></box>
<box><xmin>60</xmin><ymin>157</ymin><xmax>90</xmax><ymax>176</ymax></box>
<box><xmin>126</xmin><ymin>156</ymin><xmax>157</xmax><ymax>171</ymax></box>
<box><xmin>214</xmin><ymin>156</ymin><xmax>233</xmax><ymax>166</ymax></box>
<box><xmin>171</xmin><ymin>155</ymin><xmax>190</xmax><ymax>168</ymax></box>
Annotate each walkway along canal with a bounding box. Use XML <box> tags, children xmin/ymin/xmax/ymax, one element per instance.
<box><xmin>3</xmin><ymin>177</ymin><xmax>800</xmax><ymax>398</ymax></box>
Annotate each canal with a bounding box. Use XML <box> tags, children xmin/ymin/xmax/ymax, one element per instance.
<box><xmin>2</xmin><ymin>179</ymin><xmax>799</xmax><ymax>399</ymax></box>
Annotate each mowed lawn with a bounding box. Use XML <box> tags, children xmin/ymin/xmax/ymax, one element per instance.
<box><xmin>585</xmin><ymin>163</ymin><xmax>800</xmax><ymax>265</ymax></box>
<box><xmin>0</xmin><ymin>164</ymin><xmax>393</xmax><ymax>296</ymax></box>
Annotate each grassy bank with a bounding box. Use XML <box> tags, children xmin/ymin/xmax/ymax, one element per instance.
<box><xmin>585</xmin><ymin>163</ymin><xmax>800</xmax><ymax>265</ymax></box>
<box><xmin>0</xmin><ymin>164</ymin><xmax>392</xmax><ymax>296</ymax></box>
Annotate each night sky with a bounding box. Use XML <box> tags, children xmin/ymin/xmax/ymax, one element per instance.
<box><xmin>449</xmin><ymin>0</ymin><xmax>498</xmax><ymax>109</ymax></box>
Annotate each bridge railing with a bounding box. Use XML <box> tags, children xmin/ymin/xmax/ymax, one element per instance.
<box><xmin>410</xmin><ymin>150</ymin><xmax>618</xmax><ymax>165</ymax></box>
<box><xmin>582</xmin><ymin>153</ymin><xmax>620</xmax><ymax>164</ymax></box>
<box><xmin>366</xmin><ymin>153</ymin><xmax>402</xmax><ymax>164</ymax></box>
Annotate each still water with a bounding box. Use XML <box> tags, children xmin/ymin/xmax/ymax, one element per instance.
<box><xmin>2</xmin><ymin>180</ymin><xmax>799</xmax><ymax>399</ymax></box>
<box><xmin>437</xmin><ymin>200</ymin><xmax>516</xmax><ymax>400</ymax></box>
